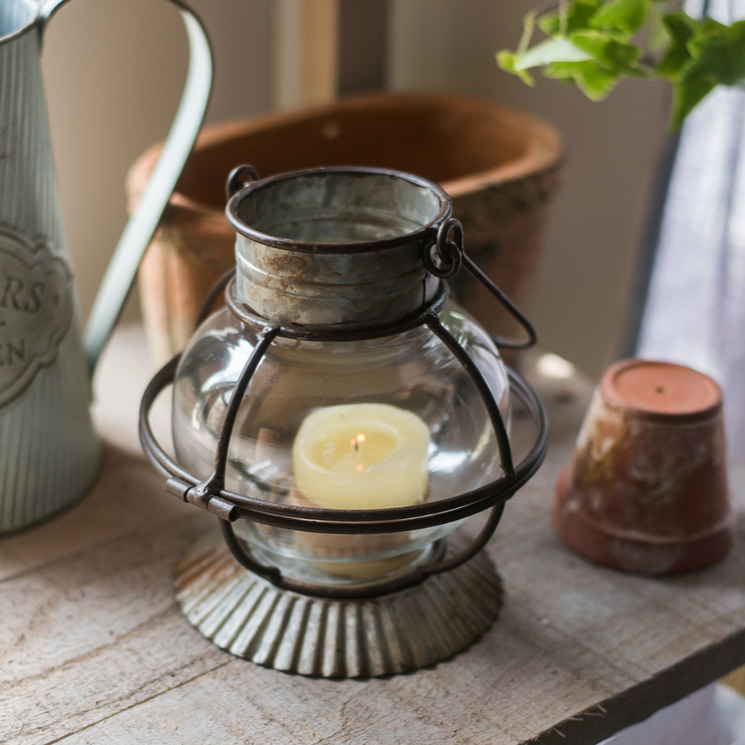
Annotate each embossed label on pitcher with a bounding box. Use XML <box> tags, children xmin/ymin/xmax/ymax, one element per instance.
<box><xmin>0</xmin><ymin>227</ymin><xmax>72</xmax><ymax>409</ymax></box>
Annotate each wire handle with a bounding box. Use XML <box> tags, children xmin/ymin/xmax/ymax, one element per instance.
<box><xmin>226</xmin><ymin>164</ymin><xmax>260</xmax><ymax>200</ymax></box>
<box><xmin>424</xmin><ymin>218</ymin><xmax>538</xmax><ymax>350</ymax></box>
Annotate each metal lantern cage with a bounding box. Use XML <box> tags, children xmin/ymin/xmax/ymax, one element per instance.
<box><xmin>138</xmin><ymin>165</ymin><xmax>548</xmax><ymax>674</ymax></box>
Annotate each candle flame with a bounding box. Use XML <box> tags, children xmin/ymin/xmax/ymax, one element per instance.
<box><xmin>350</xmin><ymin>434</ymin><xmax>366</xmax><ymax>470</ymax></box>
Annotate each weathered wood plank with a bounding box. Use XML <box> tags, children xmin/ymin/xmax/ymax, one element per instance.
<box><xmin>0</xmin><ymin>509</ymin><xmax>228</xmax><ymax>745</ymax></box>
<box><xmin>2</xmin><ymin>331</ymin><xmax>745</xmax><ymax>745</ymax></box>
<box><xmin>48</xmin><ymin>609</ymin><xmax>635</xmax><ymax>745</ymax></box>
<box><xmin>0</xmin><ymin>448</ymin><xmax>181</xmax><ymax>584</ymax></box>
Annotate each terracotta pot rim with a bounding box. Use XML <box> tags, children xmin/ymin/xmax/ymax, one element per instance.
<box><xmin>127</xmin><ymin>91</ymin><xmax>563</xmax><ymax>218</ymax></box>
<box><xmin>553</xmin><ymin>510</ymin><xmax>733</xmax><ymax>576</ymax></box>
<box><xmin>553</xmin><ymin>508</ymin><xmax>733</xmax><ymax>576</ymax></box>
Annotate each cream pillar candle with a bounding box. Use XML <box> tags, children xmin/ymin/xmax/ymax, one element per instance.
<box><xmin>292</xmin><ymin>403</ymin><xmax>430</xmax><ymax>510</ymax></box>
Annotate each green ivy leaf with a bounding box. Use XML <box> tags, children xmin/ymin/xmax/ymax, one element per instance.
<box><xmin>686</xmin><ymin>19</ymin><xmax>745</xmax><ymax>86</ymax></box>
<box><xmin>496</xmin><ymin>50</ymin><xmax>535</xmax><ymax>85</ymax></box>
<box><xmin>515</xmin><ymin>37</ymin><xmax>593</xmax><ymax>69</ymax></box>
<box><xmin>668</xmin><ymin>19</ymin><xmax>745</xmax><ymax>129</ymax></box>
<box><xmin>538</xmin><ymin>0</ymin><xmax>601</xmax><ymax>36</ymax></box>
<box><xmin>544</xmin><ymin>59</ymin><xmax>621</xmax><ymax>99</ymax></box>
<box><xmin>570</xmin><ymin>29</ymin><xmax>641</xmax><ymax>72</ymax></box>
<box><xmin>495</xmin><ymin>0</ymin><xmax>744</xmax><ymax>128</ymax></box>
<box><xmin>590</xmin><ymin>0</ymin><xmax>649</xmax><ymax>35</ymax></box>
<box><xmin>646</xmin><ymin>3</ymin><xmax>670</xmax><ymax>52</ymax></box>
<box><xmin>669</xmin><ymin>77</ymin><xmax>715</xmax><ymax>130</ymax></box>
<box><xmin>657</xmin><ymin>13</ymin><xmax>697</xmax><ymax>79</ymax></box>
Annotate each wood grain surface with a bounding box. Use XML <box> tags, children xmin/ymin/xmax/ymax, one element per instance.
<box><xmin>1</xmin><ymin>327</ymin><xmax>744</xmax><ymax>745</ymax></box>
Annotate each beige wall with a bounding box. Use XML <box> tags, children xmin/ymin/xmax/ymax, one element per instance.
<box><xmin>41</xmin><ymin>0</ymin><xmax>272</xmax><ymax>325</ymax></box>
<box><xmin>389</xmin><ymin>0</ymin><xmax>670</xmax><ymax>378</ymax></box>
<box><xmin>40</xmin><ymin>0</ymin><xmax>670</xmax><ymax>379</ymax></box>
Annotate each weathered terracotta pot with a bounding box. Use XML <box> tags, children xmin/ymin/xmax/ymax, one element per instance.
<box><xmin>554</xmin><ymin>359</ymin><xmax>733</xmax><ymax>575</ymax></box>
<box><xmin>127</xmin><ymin>92</ymin><xmax>562</xmax><ymax>363</ymax></box>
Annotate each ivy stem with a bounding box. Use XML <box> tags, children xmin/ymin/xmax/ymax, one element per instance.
<box><xmin>559</xmin><ymin>0</ymin><xmax>569</xmax><ymax>36</ymax></box>
<box><xmin>518</xmin><ymin>11</ymin><xmax>537</xmax><ymax>57</ymax></box>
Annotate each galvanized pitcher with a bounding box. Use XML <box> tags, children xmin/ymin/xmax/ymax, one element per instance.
<box><xmin>0</xmin><ymin>0</ymin><xmax>211</xmax><ymax>532</ymax></box>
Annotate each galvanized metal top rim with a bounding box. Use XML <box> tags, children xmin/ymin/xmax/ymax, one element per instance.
<box><xmin>225</xmin><ymin>166</ymin><xmax>453</xmax><ymax>254</ymax></box>
<box><xmin>0</xmin><ymin>0</ymin><xmax>40</xmax><ymax>45</ymax></box>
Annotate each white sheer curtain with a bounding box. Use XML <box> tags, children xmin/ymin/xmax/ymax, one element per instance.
<box><xmin>637</xmin><ymin>0</ymin><xmax>745</xmax><ymax>463</ymax></box>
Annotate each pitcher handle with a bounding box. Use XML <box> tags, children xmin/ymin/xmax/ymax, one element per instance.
<box><xmin>39</xmin><ymin>0</ymin><xmax>213</xmax><ymax>374</ymax></box>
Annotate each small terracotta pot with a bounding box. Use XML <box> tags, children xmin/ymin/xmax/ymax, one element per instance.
<box><xmin>127</xmin><ymin>92</ymin><xmax>562</xmax><ymax>363</ymax></box>
<box><xmin>554</xmin><ymin>359</ymin><xmax>733</xmax><ymax>575</ymax></box>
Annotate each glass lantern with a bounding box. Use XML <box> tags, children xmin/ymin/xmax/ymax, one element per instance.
<box><xmin>140</xmin><ymin>166</ymin><xmax>547</xmax><ymax>675</ymax></box>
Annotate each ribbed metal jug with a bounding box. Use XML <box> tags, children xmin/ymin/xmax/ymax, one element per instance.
<box><xmin>0</xmin><ymin>0</ymin><xmax>211</xmax><ymax>532</ymax></box>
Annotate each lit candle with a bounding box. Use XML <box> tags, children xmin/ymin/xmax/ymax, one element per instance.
<box><xmin>292</xmin><ymin>403</ymin><xmax>430</xmax><ymax>510</ymax></box>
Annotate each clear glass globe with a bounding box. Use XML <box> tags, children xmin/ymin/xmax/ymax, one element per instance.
<box><xmin>172</xmin><ymin>299</ymin><xmax>509</xmax><ymax>589</ymax></box>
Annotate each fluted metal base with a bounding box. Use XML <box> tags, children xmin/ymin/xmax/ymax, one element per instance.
<box><xmin>175</xmin><ymin>529</ymin><xmax>503</xmax><ymax>678</ymax></box>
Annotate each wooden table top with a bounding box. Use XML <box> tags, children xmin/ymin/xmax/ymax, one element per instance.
<box><xmin>2</xmin><ymin>325</ymin><xmax>744</xmax><ymax>745</ymax></box>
